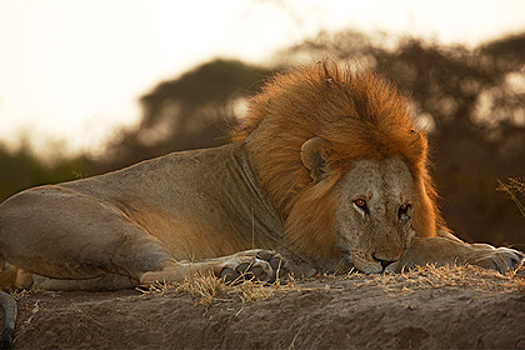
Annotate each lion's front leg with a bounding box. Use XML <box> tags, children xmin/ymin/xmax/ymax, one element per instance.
<box><xmin>139</xmin><ymin>249</ymin><xmax>288</xmax><ymax>286</ymax></box>
<box><xmin>398</xmin><ymin>233</ymin><xmax>524</xmax><ymax>274</ymax></box>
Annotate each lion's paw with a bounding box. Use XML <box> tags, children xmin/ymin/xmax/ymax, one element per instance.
<box><xmin>473</xmin><ymin>247</ymin><xmax>524</xmax><ymax>274</ymax></box>
<box><xmin>219</xmin><ymin>249</ymin><xmax>288</xmax><ymax>284</ymax></box>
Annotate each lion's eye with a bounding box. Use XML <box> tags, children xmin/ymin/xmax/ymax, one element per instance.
<box><xmin>398</xmin><ymin>204</ymin><xmax>411</xmax><ymax>218</ymax></box>
<box><xmin>353</xmin><ymin>199</ymin><xmax>367</xmax><ymax>210</ymax></box>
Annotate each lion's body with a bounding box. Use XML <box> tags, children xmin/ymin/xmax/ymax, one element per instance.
<box><xmin>0</xmin><ymin>61</ymin><xmax>522</xmax><ymax>294</ymax></box>
<box><xmin>0</xmin><ymin>142</ymin><xmax>286</xmax><ymax>290</ymax></box>
<box><xmin>59</xmin><ymin>142</ymin><xmax>281</xmax><ymax>261</ymax></box>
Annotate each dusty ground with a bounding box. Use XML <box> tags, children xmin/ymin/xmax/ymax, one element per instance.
<box><xmin>7</xmin><ymin>265</ymin><xmax>525</xmax><ymax>349</ymax></box>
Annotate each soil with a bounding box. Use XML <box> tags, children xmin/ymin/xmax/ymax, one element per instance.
<box><xmin>7</xmin><ymin>267</ymin><xmax>525</xmax><ymax>350</ymax></box>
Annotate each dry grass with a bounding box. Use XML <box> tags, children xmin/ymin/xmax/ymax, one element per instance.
<box><xmin>13</xmin><ymin>301</ymin><xmax>40</xmax><ymax>343</ymax></box>
<box><xmin>498</xmin><ymin>177</ymin><xmax>525</xmax><ymax>218</ymax></box>
<box><xmin>341</xmin><ymin>264</ymin><xmax>525</xmax><ymax>296</ymax></box>
<box><xmin>137</xmin><ymin>264</ymin><xmax>524</xmax><ymax>305</ymax></box>
<box><xmin>517</xmin><ymin>280</ymin><xmax>525</xmax><ymax>293</ymax></box>
<box><xmin>137</xmin><ymin>272</ymin><xmax>299</xmax><ymax>306</ymax></box>
<box><xmin>10</xmin><ymin>284</ymin><xmax>59</xmax><ymax>301</ymax></box>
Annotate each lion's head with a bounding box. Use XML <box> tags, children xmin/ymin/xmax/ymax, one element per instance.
<box><xmin>233</xmin><ymin>60</ymin><xmax>443</xmax><ymax>273</ymax></box>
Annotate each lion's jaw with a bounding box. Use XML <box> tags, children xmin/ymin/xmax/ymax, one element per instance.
<box><xmin>335</xmin><ymin>157</ymin><xmax>416</xmax><ymax>274</ymax></box>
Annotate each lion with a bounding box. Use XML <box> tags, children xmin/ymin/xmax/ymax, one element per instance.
<box><xmin>0</xmin><ymin>61</ymin><xmax>523</xmax><ymax>346</ymax></box>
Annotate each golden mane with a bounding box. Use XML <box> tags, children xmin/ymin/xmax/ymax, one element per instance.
<box><xmin>233</xmin><ymin>61</ymin><xmax>442</xmax><ymax>257</ymax></box>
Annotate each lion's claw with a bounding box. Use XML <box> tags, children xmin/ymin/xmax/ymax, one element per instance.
<box><xmin>473</xmin><ymin>247</ymin><xmax>524</xmax><ymax>274</ymax></box>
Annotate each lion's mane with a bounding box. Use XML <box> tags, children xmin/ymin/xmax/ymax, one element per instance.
<box><xmin>232</xmin><ymin>61</ymin><xmax>443</xmax><ymax>258</ymax></box>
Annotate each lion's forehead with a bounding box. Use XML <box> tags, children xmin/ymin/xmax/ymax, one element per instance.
<box><xmin>339</xmin><ymin>157</ymin><xmax>414</xmax><ymax>202</ymax></box>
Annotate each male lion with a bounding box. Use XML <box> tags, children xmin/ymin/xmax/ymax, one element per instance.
<box><xmin>0</xmin><ymin>61</ymin><xmax>523</xmax><ymax>346</ymax></box>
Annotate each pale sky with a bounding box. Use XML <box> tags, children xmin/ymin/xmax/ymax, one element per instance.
<box><xmin>0</xmin><ymin>0</ymin><xmax>524</xmax><ymax>157</ymax></box>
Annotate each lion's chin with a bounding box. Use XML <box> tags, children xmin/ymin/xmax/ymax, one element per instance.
<box><xmin>357</xmin><ymin>263</ymin><xmax>383</xmax><ymax>274</ymax></box>
<box><xmin>353</xmin><ymin>259</ymin><xmax>400</xmax><ymax>275</ymax></box>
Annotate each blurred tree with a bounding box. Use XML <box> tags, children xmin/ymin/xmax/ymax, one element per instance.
<box><xmin>0</xmin><ymin>142</ymin><xmax>88</xmax><ymax>201</ymax></box>
<box><xmin>94</xmin><ymin>59</ymin><xmax>271</xmax><ymax>172</ymax></box>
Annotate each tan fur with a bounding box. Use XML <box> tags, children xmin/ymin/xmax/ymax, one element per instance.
<box><xmin>0</xmin><ymin>61</ymin><xmax>522</xmax><ymax>293</ymax></box>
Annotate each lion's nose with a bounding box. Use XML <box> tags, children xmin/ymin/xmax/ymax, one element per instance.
<box><xmin>372</xmin><ymin>255</ymin><xmax>397</xmax><ymax>270</ymax></box>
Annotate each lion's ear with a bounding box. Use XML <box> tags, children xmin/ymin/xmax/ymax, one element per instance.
<box><xmin>301</xmin><ymin>137</ymin><xmax>330</xmax><ymax>182</ymax></box>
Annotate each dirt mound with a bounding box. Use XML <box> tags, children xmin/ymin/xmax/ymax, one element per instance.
<box><xmin>8</xmin><ymin>266</ymin><xmax>525</xmax><ymax>349</ymax></box>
